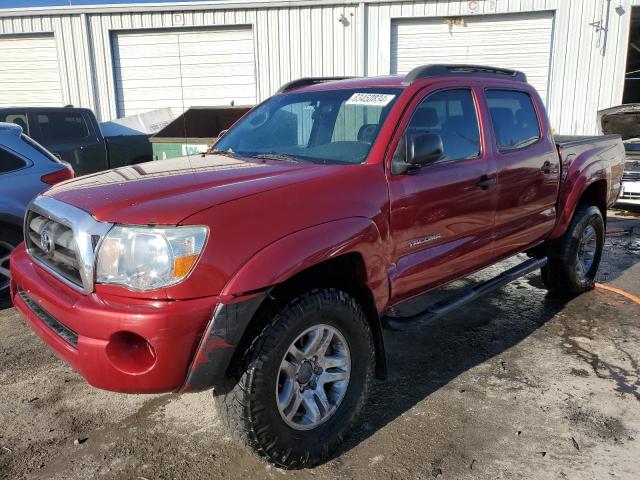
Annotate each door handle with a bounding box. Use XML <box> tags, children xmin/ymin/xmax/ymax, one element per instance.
<box><xmin>79</xmin><ymin>145</ymin><xmax>97</xmax><ymax>151</ymax></box>
<box><xmin>541</xmin><ymin>161</ymin><xmax>554</xmax><ymax>174</ymax></box>
<box><xmin>475</xmin><ymin>176</ymin><xmax>497</xmax><ymax>190</ymax></box>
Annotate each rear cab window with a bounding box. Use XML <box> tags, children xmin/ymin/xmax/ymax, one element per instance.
<box><xmin>0</xmin><ymin>112</ymin><xmax>29</xmax><ymax>135</ymax></box>
<box><xmin>486</xmin><ymin>90</ymin><xmax>541</xmax><ymax>152</ymax></box>
<box><xmin>34</xmin><ymin>111</ymin><xmax>91</xmax><ymax>143</ymax></box>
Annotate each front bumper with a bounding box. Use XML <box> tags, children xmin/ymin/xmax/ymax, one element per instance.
<box><xmin>10</xmin><ymin>244</ymin><xmax>217</xmax><ymax>393</ymax></box>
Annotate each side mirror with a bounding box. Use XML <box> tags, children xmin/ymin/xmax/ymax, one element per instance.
<box><xmin>406</xmin><ymin>133</ymin><xmax>444</xmax><ymax>167</ymax></box>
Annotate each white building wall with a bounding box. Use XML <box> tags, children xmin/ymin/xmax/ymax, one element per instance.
<box><xmin>0</xmin><ymin>0</ymin><xmax>638</xmax><ymax>134</ymax></box>
<box><xmin>367</xmin><ymin>0</ymin><xmax>637</xmax><ymax>134</ymax></box>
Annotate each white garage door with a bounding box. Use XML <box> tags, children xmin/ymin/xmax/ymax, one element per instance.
<box><xmin>113</xmin><ymin>28</ymin><xmax>256</xmax><ymax>117</ymax></box>
<box><xmin>0</xmin><ymin>34</ymin><xmax>63</xmax><ymax>107</ymax></box>
<box><xmin>391</xmin><ymin>12</ymin><xmax>554</xmax><ymax>103</ymax></box>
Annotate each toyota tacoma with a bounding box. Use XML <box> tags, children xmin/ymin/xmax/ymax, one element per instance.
<box><xmin>10</xmin><ymin>65</ymin><xmax>625</xmax><ymax>468</ymax></box>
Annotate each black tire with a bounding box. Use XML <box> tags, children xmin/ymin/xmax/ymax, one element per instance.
<box><xmin>0</xmin><ymin>226</ymin><xmax>22</xmax><ymax>299</ymax></box>
<box><xmin>541</xmin><ymin>205</ymin><xmax>604</xmax><ymax>295</ymax></box>
<box><xmin>215</xmin><ymin>288</ymin><xmax>375</xmax><ymax>469</ymax></box>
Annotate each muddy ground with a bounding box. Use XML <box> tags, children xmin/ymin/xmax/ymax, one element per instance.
<box><xmin>1</xmin><ymin>210</ymin><xmax>639</xmax><ymax>480</ymax></box>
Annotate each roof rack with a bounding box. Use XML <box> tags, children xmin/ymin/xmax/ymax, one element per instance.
<box><xmin>404</xmin><ymin>64</ymin><xmax>527</xmax><ymax>84</ymax></box>
<box><xmin>277</xmin><ymin>76</ymin><xmax>357</xmax><ymax>93</ymax></box>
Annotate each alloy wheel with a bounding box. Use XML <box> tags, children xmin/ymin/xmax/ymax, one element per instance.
<box><xmin>276</xmin><ymin>324</ymin><xmax>351</xmax><ymax>431</ymax></box>
<box><xmin>576</xmin><ymin>224</ymin><xmax>597</xmax><ymax>280</ymax></box>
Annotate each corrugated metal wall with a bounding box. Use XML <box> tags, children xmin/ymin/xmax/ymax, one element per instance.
<box><xmin>0</xmin><ymin>0</ymin><xmax>638</xmax><ymax>134</ymax></box>
<box><xmin>366</xmin><ymin>0</ymin><xmax>638</xmax><ymax>134</ymax></box>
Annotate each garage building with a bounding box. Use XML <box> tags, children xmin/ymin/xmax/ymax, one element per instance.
<box><xmin>0</xmin><ymin>0</ymin><xmax>639</xmax><ymax>135</ymax></box>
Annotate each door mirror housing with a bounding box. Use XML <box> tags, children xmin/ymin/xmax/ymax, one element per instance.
<box><xmin>406</xmin><ymin>133</ymin><xmax>444</xmax><ymax>167</ymax></box>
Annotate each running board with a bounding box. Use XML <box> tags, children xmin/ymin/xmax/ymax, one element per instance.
<box><xmin>382</xmin><ymin>257</ymin><xmax>548</xmax><ymax>331</ymax></box>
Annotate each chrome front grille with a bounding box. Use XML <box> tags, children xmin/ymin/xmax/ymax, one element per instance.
<box><xmin>24</xmin><ymin>196</ymin><xmax>113</xmax><ymax>294</ymax></box>
<box><xmin>26</xmin><ymin>211</ymin><xmax>83</xmax><ymax>287</ymax></box>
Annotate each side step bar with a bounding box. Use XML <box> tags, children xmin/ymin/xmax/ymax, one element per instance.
<box><xmin>382</xmin><ymin>257</ymin><xmax>548</xmax><ymax>331</ymax></box>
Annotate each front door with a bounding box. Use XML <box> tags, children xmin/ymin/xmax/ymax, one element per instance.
<box><xmin>387</xmin><ymin>86</ymin><xmax>498</xmax><ymax>304</ymax></box>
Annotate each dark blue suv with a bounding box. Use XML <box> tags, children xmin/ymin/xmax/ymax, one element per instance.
<box><xmin>0</xmin><ymin>122</ymin><xmax>74</xmax><ymax>297</ymax></box>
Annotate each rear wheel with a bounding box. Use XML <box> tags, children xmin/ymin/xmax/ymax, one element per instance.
<box><xmin>0</xmin><ymin>227</ymin><xmax>21</xmax><ymax>299</ymax></box>
<box><xmin>215</xmin><ymin>289</ymin><xmax>375</xmax><ymax>469</ymax></box>
<box><xmin>541</xmin><ymin>205</ymin><xmax>604</xmax><ymax>295</ymax></box>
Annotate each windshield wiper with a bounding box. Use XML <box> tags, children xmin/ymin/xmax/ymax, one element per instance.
<box><xmin>206</xmin><ymin>149</ymin><xmax>236</xmax><ymax>157</ymax></box>
<box><xmin>250</xmin><ymin>153</ymin><xmax>307</xmax><ymax>163</ymax></box>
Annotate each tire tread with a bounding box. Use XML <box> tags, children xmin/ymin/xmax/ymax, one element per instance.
<box><xmin>214</xmin><ymin>288</ymin><xmax>375</xmax><ymax>469</ymax></box>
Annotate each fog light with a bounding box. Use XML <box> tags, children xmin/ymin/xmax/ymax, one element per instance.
<box><xmin>106</xmin><ymin>331</ymin><xmax>156</xmax><ymax>374</ymax></box>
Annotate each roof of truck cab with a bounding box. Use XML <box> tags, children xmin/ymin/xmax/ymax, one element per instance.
<box><xmin>0</xmin><ymin>106</ymin><xmax>93</xmax><ymax>113</ymax></box>
<box><xmin>281</xmin><ymin>72</ymin><xmax>529</xmax><ymax>94</ymax></box>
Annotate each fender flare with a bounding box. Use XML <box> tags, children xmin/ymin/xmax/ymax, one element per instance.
<box><xmin>222</xmin><ymin>217</ymin><xmax>390</xmax><ymax>311</ymax></box>
<box><xmin>181</xmin><ymin>218</ymin><xmax>390</xmax><ymax>392</ymax></box>
<box><xmin>550</xmin><ymin>154</ymin><xmax>609</xmax><ymax>240</ymax></box>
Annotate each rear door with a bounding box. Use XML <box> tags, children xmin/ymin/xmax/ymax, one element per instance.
<box><xmin>28</xmin><ymin>109</ymin><xmax>108</xmax><ymax>176</ymax></box>
<box><xmin>484</xmin><ymin>88</ymin><xmax>560</xmax><ymax>257</ymax></box>
<box><xmin>387</xmin><ymin>85</ymin><xmax>499</xmax><ymax>303</ymax></box>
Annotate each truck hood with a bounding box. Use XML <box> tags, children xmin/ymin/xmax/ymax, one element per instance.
<box><xmin>598</xmin><ymin>104</ymin><xmax>640</xmax><ymax>140</ymax></box>
<box><xmin>44</xmin><ymin>155</ymin><xmax>331</xmax><ymax>224</ymax></box>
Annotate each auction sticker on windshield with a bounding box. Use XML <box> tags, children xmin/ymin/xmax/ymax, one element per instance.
<box><xmin>346</xmin><ymin>93</ymin><xmax>396</xmax><ymax>106</ymax></box>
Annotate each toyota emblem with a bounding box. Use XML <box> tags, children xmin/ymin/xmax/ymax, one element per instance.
<box><xmin>40</xmin><ymin>230</ymin><xmax>54</xmax><ymax>255</ymax></box>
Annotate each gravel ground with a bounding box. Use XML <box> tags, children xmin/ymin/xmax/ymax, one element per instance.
<box><xmin>0</xmin><ymin>210</ymin><xmax>639</xmax><ymax>480</ymax></box>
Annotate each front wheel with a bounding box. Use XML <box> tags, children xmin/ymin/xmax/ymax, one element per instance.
<box><xmin>541</xmin><ymin>205</ymin><xmax>605</xmax><ymax>295</ymax></box>
<box><xmin>215</xmin><ymin>289</ymin><xmax>375</xmax><ymax>469</ymax></box>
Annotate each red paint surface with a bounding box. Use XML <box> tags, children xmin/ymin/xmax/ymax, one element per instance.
<box><xmin>11</xmin><ymin>74</ymin><xmax>625</xmax><ymax>393</ymax></box>
<box><xmin>11</xmin><ymin>244</ymin><xmax>215</xmax><ymax>393</ymax></box>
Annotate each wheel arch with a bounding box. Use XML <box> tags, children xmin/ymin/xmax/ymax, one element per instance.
<box><xmin>551</xmin><ymin>177</ymin><xmax>608</xmax><ymax>240</ymax></box>
<box><xmin>578</xmin><ymin>179</ymin><xmax>608</xmax><ymax>222</ymax></box>
<box><xmin>0</xmin><ymin>213</ymin><xmax>25</xmax><ymax>233</ymax></box>
<box><xmin>237</xmin><ymin>253</ymin><xmax>388</xmax><ymax>382</ymax></box>
<box><xmin>181</xmin><ymin>218</ymin><xmax>391</xmax><ymax>393</ymax></box>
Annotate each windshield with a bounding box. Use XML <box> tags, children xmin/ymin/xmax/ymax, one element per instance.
<box><xmin>214</xmin><ymin>88</ymin><xmax>402</xmax><ymax>164</ymax></box>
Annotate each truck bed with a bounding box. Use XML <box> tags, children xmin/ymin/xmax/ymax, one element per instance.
<box><xmin>553</xmin><ymin>134</ymin><xmax>626</xmax><ymax>215</ymax></box>
<box><xmin>554</xmin><ymin>134</ymin><xmax>621</xmax><ymax>147</ymax></box>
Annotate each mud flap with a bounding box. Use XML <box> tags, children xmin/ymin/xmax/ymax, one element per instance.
<box><xmin>180</xmin><ymin>292</ymin><xmax>267</xmax><ymax>393</ymax></box>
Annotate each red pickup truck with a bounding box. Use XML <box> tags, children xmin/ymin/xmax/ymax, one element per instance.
<box><xmin>10</xmin><ymin>65</ymin><xmax>625</xmax><ymax>468</ymax></box>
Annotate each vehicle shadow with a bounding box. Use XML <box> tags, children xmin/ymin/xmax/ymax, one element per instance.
<box><xmin>334</xmin><ymin>280</ymin><xmax>569</xmax><ymax>461</ymax></box>
<box><xmin>332</xmin><ymin>215</ymin><xmax>640</xmax><ymax>461</ymax></box>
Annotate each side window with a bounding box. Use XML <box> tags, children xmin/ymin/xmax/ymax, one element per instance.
<box><xmin>0</xmin><ymin>147</ymin><xmax>28</xmax><ymax>174</ymax></box>
<box><xmin>35</xmin><ymin>112</ymin><xmax>90</xmax><ymax>143</ymax></box>
<box><xmin>486</xmin><ymin>90</ymin><xmax>541</xmax><ymax>151</ymax></box>
<box><xmin>405</xmin><ymin>89</ymin><xmax>481</xmax><ymax>161</ymax></box>
<box><xmin>0</xmin><ymin>112</ymin><xmax>28</xmax><ymax>134</ymax></box>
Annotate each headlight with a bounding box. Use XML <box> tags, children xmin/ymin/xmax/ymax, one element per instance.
<box><xmin>96</xmin><ymin>225</ymin><xmax>208</xmax><ymax>291</ymax></box>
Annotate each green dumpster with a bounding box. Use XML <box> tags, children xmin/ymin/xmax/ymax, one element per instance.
<box><xmin>150</xmin><ymin>106</ymin><xmax>252</xmax><ymax>160</ymax></box>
